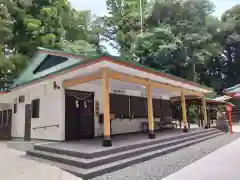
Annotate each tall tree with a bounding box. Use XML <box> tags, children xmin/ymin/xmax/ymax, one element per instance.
<box><xmin>104</xmin><ymin>0</ymin><xmax>148</xmax><ymax>57</ymax></box>
<box><xmin>143</xmin><ymin>0</ymin><xmax>217</xmax><ymax>82</ymax></box>
<box><xmin>0</xmin><ymin>0</ymin><xmax>103</xmax><ymax>89</ymax></box>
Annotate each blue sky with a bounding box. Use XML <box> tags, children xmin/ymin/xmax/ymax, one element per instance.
<box><xmin>69</xmin><ymin>0</ymin><xmax>239</xmax><ymax>18</ymax></box>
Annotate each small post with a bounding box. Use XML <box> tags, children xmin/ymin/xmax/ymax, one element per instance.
<box><xmin>202</xmin><ymin>95</ymin><xmax>209</xmax><ymax>129</ymax></box>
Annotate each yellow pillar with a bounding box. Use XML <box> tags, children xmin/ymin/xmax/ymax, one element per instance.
<box><xmin>181</xmin><ymin>92</ymin><xmax>188</xmax><ymax>132</ymax></box>
<box><xmin>102</xmin><ymin>68</ymin><xmax>112</xmax><ymax>147</ymax></box>
<box><xmin>202</xmin><ymin>95</ymin><xmax>209</xmax><ymax>129</ymax></box>
<box><xmin>147</xmin><ymin>80</ymin><xmax>156</xmax><ymax>139</ymax></box>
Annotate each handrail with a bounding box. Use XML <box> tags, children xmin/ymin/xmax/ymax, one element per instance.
<box><xmin>32</xmin><ymin>124</ymin><xmax>59</xmax><ymax>131</ymax></box>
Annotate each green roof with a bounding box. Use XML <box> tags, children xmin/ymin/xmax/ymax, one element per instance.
<box><xmin>11</xmin><ymin>47</ymin><xmax>213</xmax><ymax>91</ymax></box>
<box><xmin>224</xmin><ymin>84</ymin><xmax>240</xmax><ymax>92</ymax></box>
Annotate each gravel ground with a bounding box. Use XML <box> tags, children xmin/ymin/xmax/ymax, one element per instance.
<box><xmin>91</xmin><ymin>133</ymin><xmax>240</xmax><ymax>180</ymax></box>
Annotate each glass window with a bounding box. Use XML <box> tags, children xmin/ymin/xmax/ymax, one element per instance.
<box><xmin>130</xmin><ymin>96</ymin><xmax>147</xmax><ymax>118</ymax></box>
<box><xmin>110</xmin><ymin>94</ymin><xmax>130</xmax><ymax>118</ymax></box>
<box><xmin>153</xmin><ymin>99</ymin><xmax>161</xmax><ymax>118</ymax></box>
<box><xmin>33</xmin><ymin>55</ymin><xmax>68</xmax><ymax>74</ymax></box>
<box><xmin>14</xmin><ymin>104</ymin><xmax>17</xmax><ymax>113</ymax></box>
<box><xmin>31</xmin><ymin>99</ymin><xmax>40</xmax><ymax>118</ymax></box>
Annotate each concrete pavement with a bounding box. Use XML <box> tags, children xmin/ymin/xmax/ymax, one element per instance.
<box><xmin>0</xmin><ymin>142</ymin><xmax>82</xmax><ymax>180</ymax></box>
<box><xmin>163</xmin><ymin>136</ymin><xmax>240</xmax><ymax>180</ymax></box>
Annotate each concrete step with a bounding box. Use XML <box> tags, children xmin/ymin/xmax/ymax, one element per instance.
<box><xmin>33</xmin><ymin>128</ymin><xmax>219</xmax><ymax>159</ymax></box>
<box><xmin>26</xmin><ymin>129</ymin><xmax>222</xmax><ymax>169</ymax></box>
<box><xmin>25</xmin><ymin>131</ymin><xmax>224</xmax><ymax>180</ymax></box>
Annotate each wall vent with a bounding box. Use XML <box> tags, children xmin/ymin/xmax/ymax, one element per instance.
<box><xmin>19</xmin><ymin>95</ymin><xmax>25</xmax><ymax>103</ymax></box>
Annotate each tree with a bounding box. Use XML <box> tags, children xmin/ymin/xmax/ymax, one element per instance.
<box><xmin>0</xmin><ymin>1</ymin><xmax>13</xmax><ymax>48</ymax></box>
<box><xmin>8</xmin><ymin>0</ymin><xmax>70</xmax><ymax>56</ymax></box>
<box><xmin>0</xmin><ymin>0</ymin><xmax>28</xmax><ymax>90</ymax></box>
<box><xmin>104</xmin><ymin>0</ymin><xmax>148</xmax><ymax>57</ymax></box>
<box><xmin>143</xmin><ymin>0</ymin><xmax>217</xmax><ymax>82</ymax></box>
<box><xmin>0</xmin><ymin>0</ymin><xmax>103</xmax><ymax>89</ymax></box>
<box><xmin>220</xmin><ymin>5</ymin><xmax>240</xmax><ymax>88</ymax></box>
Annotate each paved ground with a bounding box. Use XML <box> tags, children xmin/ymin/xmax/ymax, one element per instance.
<box><xmin>91</xmin><ymin>133</ymin><xmax>240</xmax><ymax>180</ymax></box>
<box><xmin>163</xmin><ymin>137</ymin><xmax>240</xmax><ymax>180</ymax></box>
<box><xmin>233</xmin><ymin>124</ymin><xmax>240</xmax><ymax>132</ymax></box>
<box><xmin>0</xmin><ymin>142</ymin><xmax>81</xmax><ymax>180</ymax></box>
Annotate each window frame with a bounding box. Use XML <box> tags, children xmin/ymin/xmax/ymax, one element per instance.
<box><xmin>33</xmin><ymin>55</ymin><xmax>68</xmax><ymax>74</ymax></box>
<box><xmin>110</xmin><ymin>93</ymin><xmax>130</xmax><ymax>118</ymax></box>
<box><xmin>130</xmin><ymin>96</ymin><xmax>148</xmax><ymax>118</ymax></box>
<box><xmin>31</xmin><ymin>99</ymin><xmax>40</xmax><ymax>118</ymax></box>
<box><xmin>13</xmin><ymin>103</ymin><xmax>17</xmax><ymax>114</ymax></box>
<box><xmin>153</xmin><ymin>99</ymin><xmax>161</xmax><ymax>118</ymax></box>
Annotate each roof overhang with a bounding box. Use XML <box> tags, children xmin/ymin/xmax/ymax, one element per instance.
<box><xmin>213</xmin><ymin>95</ymin><xmax>232</xmax><ymax>101</ymax></box>
<box><xmin>9</xmin><ymin>54</ymin><xmax>213</xmax><ymax>97</ymax></box>
<box><xmin>61</xmin><ymin>60</ymin><xmax>211</xmax><ymax>97</ymax></box>
<box><xmin>171</xmin><ymin>95</ymin><xmax>228</xmax><ymax>105</ymax></box>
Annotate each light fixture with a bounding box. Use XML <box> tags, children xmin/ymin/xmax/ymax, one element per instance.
<box><xmin>53</xmin><ymin>81</ymin><xmax>60</xmax><ymax>90</ymax></box>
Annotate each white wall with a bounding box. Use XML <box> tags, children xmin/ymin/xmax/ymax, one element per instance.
<box><xmin>10</xmin><ymin>80</ymin><xmax>65</xmax><ymax>141</ymax></box>
<box><xmin>29</xmin><ymin>82</ymin><xmax>65</xmax><ymax>141</ymax></box>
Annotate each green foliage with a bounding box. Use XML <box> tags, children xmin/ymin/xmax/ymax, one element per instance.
<box><xmin>1</xmin><ymin>0</ymin><xmax>240</xmax><ymax>94</ymax></box>
<box><xmin>105</xmin><ymin>0</ymin><xmax>240</xmax><ymax>93</ymax></box>
<box><xmin>0</xmin><ymin>47</ymin><xmax>28</xmax><ymax>90</ymax></box>
<box><xmin>104</xmin><ymin>0</ymin><xmax>148</xmax><ymax>57</ymax></box>
<box><xmin>62</xmin><ymin>40</ymin><xmax>97</xmax><ymax>56</ymax></box>
<box><xmin>0</xmin><ymin>0</ymin><xmax>103</xmax><ymax>89</ymax></box>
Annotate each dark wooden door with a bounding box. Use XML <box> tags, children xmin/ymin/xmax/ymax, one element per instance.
<box><xmin>65</xmin><ymin>94</ymin><xmax>79</xmax><ymax>140</ymax></box>
<box><xmin>0</xmin><ymin>111</ymin><xmax>2</xmax><ymax>140</ymax></box>
<box><xmin>24</xmin><ymin>104</ymin><xmax>31</xmax><ymax>141</ymax></box>
<box><xmin>65</xmin><ymin>90</ymin><xmax>94</xmax><ymax>141</ymax></box>
<box><xmin>2</xmin><ymin>110</ymin><xmax>7</xmax><ymax>140</ymax></box>
<box><xmin>6</xmin><ymin>110</ymin><xmax>12</xmax><ymax>140</ymax></box>
<box><xmin>79</xmin><ymin>93</ymin><xmax>94</xmax><ymax>138</ymax></box>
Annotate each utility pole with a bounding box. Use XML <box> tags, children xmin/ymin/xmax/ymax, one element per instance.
<box><xmin>140</xmin><ymin>0</ymin><xmax>143</xmax><ymax>33</ymax></box>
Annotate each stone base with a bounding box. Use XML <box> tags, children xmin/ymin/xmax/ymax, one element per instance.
<box><xmin>204</xmin><ymin>124</ymin><xmax>210</xmax><ymax>129</ymax></box>
<box><xmin>148</xmin><ymin>131</ymin><xmax>156</xmax><ymax>139</ymax></box>
<box><xmin>182</xmin><ymin>127</ymin><xmax>188</xmax><ymax>133</ymax></box>
<box><xmin>102</xmin><ymin>137</ymin><xmax>112</xmax><ymax>147</ymax></box>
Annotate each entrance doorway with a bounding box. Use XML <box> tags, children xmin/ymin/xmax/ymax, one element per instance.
<box><xmin>24</xmin><ymin>104</ymin><xmax>31</xmax><ymax>141</ymax></box>
<box><xmin>65</xmin><ymin>90</ymin><xmax>94</xmax><ymax>141</ymax></box>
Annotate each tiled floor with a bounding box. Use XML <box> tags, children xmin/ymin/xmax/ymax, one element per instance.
<box><xmin>38</xmin><ymin>128</ymin><xmax>205</xmax><ymax>153</ymax></box>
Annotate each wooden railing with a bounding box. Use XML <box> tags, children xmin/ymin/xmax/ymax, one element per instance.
<box><xmin>32</xmin><ymin>124</ymin><xmax>59</xmax><ymax>131</ymax></box>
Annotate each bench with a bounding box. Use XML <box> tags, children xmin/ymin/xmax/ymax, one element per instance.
<box><xmin>140</xmin><ymin>118</ymin><xmax>177</xmax><ymax>132</ymax></box>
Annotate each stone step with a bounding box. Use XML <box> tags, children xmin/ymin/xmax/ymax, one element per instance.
<box><xmin>33</xmin><ymin>128</ymin><xmax>218</xmax><ymax>159</ymax></box>
<box><xmin>27</xmin><ymin>129</ymin><xmax>222</xmax><ymax>169</ymax></box>
<box><xmin>25</xmin><ymin>131</ymin><xmax>224</xmax><ymax>180</ymax></box>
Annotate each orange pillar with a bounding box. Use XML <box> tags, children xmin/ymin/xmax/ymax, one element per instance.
<box><xmin>181</xmin><ymin>92</ymin><xmax>188</xmax><ymax>132</ymax></box>
<box><xmin>147</xmin><ymin>81</ymin><xmax>156</xmax><ymax>139</ymax></box>
<box><xmin>102</xmin><ymin>68</ymin><xmax>112</xmax><ymax>147</ymax></box>
<box><xmin>202</xmin><ymin>95</ymin><xmax>209</xmax><ymax>129</ymax></box>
